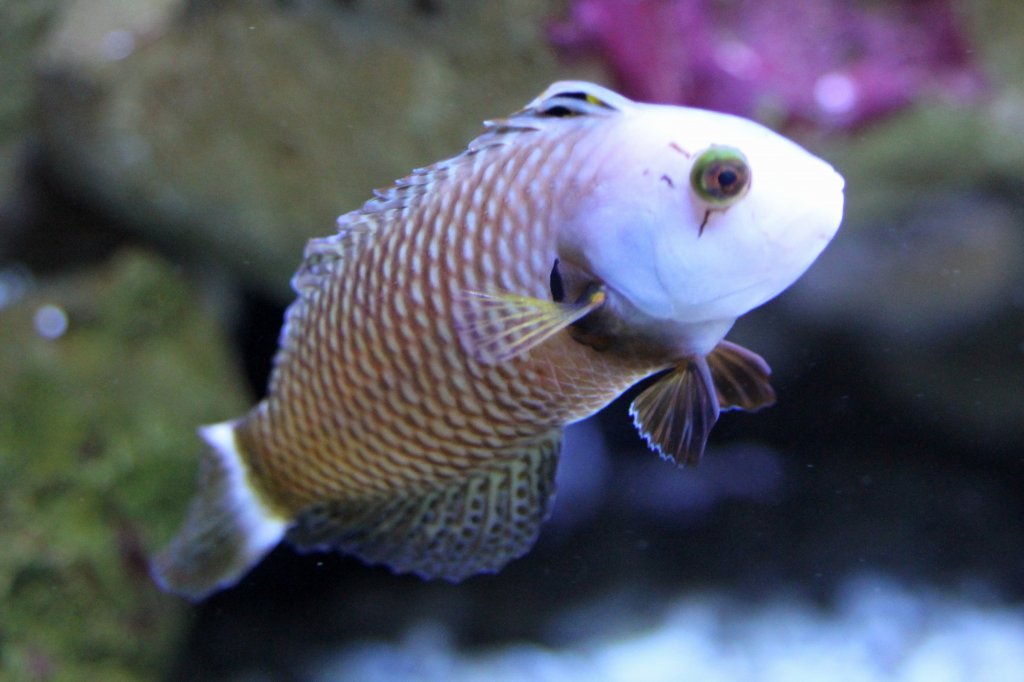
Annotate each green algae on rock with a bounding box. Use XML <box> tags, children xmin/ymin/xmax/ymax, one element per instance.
<box><xmin>0</xmin><ymin>249</ymin><xmax>249</xmax><ymax>680</ymax></box>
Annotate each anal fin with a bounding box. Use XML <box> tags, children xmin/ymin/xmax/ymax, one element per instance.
<box><xmin>286</xmin><ymin>432</ymin><xmax>561</xmax><ymax>581</ymax></box>
<box><xmin>455</xmin><ymin>285</ymin><xmax>606</xmax><ymax>364</ymax></box>
<box><xmin>151</xmin><ymin>422</ymin><xmax>287</xmax><ymax>601</ymax></box>
<box><xmin>629</xmin><ymin>357</ymin><xmax>719</xmax><ymax>466</ymax></box>
<box><xmin>708</xmin><ymin>340</ymin><xmax>776</xmax><ymax>412</ymax></box>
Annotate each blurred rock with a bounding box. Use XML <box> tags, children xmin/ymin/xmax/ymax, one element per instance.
<box><xmin>734</xmin><ymin>0</ymin><xmax>1024</xmax><ymax>454</ymax></box>
<box><xmin>307</xmin><ymin>576</ymin><xmax>1024</xmax><ymax>682</ymax></box>
<box><xmin>0</xmin><ymin>249</ymin><xmax>250</xmax><ymax>680</ymax></box>
<box><xmin>793</xmin><ymin>194</ymin><xmax>1024</xmax><ymax>342</ymax></box>
<box><xmin>968</xmin><ymin>0</ymin><xmax>1024</xmax><ymax>180</ymax></box>
<box><xmin>784</xmin><ymin>181</ymin><xmax>1024</xmax><ymax>452</ymax></box>
<box><xmin>33</xmin><ymin>0</ymin><xmax>565</xmax><ymax>300</ymax></box>
<box><xmin>972</xmin><ymin>0</ymin><xmax>1024</xmax><ymax>94</ymax></box>
<box><xmin>0</xmin><ymin>0</ymin><xmax>65</xmax><ymax>240</ymax></box>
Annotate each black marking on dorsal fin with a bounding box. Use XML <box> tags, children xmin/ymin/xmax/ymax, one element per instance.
<box><xmin>534</xmin><ymin>93</ymin><xmax>611</xmax><ymax>118</ymax></box>
<box><xmin>513</xmin><ymin>81</ymin><xmax>630</xmax><ymax>120</ymax></box>
<box><xmin>286</xmin><ymin>432</ymin><xmax>561</xmax><ymax>581</ymax></box>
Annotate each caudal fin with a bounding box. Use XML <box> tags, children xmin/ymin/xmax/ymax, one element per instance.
<box><xmin>151</xmin><ymin>421</ymin><xmax>287</xmax><ymax>600</ymax></box>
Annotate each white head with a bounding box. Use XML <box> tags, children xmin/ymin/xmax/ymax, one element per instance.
<box><xmin>540</xmin><ymin>82</ymin><xmax>845</xmax><ymax>351</ymax></box>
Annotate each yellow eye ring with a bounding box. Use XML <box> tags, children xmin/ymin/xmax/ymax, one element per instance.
<box><xmin>690</xmin><ymin>146</ymin><xmax>751</xmax><ymax>206</ymax></box>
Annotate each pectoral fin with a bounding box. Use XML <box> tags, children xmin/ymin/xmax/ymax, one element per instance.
<box><xmin>455</xmin><ymin>284</ymin><xmax>606</xmax><ymax>364</ymax></box>
<box><xmin>629</xmin><ymin>357</ymin><xmax>720</xmax><ymax>466</ymax></box>
<box><xmin>707</xmin><ymin>340</ymin><xmax>776</xmax><ymax>412</ymax></box>
<box><xmin>286</xmin><ymin>432</ymin><xmax>561</xmax><ymax>581</ymax></box>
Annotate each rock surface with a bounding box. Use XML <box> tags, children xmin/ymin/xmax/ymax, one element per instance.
<box><xmin>33</xmin><ymin>0</ymin><xmax>569</xmax><ymax>300</ymax></box>
<box><xmin>0</xmin><ymin>250</ymin><xmax>249</xmax><ymax>680</ymax></box>
<box><xmin>0</xmin><ymin>0</ymin><xmax>65</xmax><ymax>231</ymax></box>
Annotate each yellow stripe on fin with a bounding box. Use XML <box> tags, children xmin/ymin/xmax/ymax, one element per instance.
<box><xmin>286</xmin><ymin>431</ymin><xmax>561</xmax><ymax>581</ymax></box>
<box><xmin>629</xmin><ymin>357</ymin><xmax>720</xmax><ymax>466</ymax></box>
<box><xmin>708</xmin><ymin>340</ymin><xmax>777</xmax><ymax>412</ymax></box>
<box><xmin>455</xmin><ymin>284</ymin><xmax>606</xmax><ymax>364</ymax></box>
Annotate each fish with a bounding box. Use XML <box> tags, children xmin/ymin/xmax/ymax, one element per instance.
<box><xmin>152</xmin><ymin>81</ymin><xmax>844</xmax><ymax>599</ymax></box>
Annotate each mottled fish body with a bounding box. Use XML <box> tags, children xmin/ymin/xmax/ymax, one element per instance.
<box><xmin>154</xmin><ymin>82</ymin><xmax>844</xmax><ymax>599</ymax></box>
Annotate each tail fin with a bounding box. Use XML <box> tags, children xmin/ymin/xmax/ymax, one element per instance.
<box><xmin>151</xmin><ymin>421</ymin><xmax>287</xmax><ymax>600</ymax></box>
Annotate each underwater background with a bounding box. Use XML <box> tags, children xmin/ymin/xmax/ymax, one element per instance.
<box><xmin>2</xmin><ymin>0</ymin><xmax>1023</xmax><ymax>680</ymax></box>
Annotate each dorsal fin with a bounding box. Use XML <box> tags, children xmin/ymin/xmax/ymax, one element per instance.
<box><xmin>290</xmin><ymin>220</ymin><xmax>377</xmax><ymax>294</ymax></box>
<box><xmin>285</xmin><ymin>432</ymin><xmax>561</xmax><ymax>581</ymax></box>
<box><xmin>514</xmin><ymin>81</ymin><xmax>630</xmax><ymax>119</ymax></box>
<box><xmin>288</xmin><ymin>81</ymin><xmax>630</xmax><ymax>298</ymax></box>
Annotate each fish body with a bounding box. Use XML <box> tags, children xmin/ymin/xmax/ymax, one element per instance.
<box><xmin>153</xmin><ymin>82</ymin><xmax>844</xmax><ymax>599</ymax></box>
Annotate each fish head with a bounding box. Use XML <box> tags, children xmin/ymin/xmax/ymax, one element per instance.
<box><xmin>556</xmin><ymin>88</ymin><xmax>845</xmax><ymax>348</ymax></box>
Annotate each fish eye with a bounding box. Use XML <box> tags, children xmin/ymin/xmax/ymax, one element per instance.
<box><xmin>689</xmin><ymin>146</ymin><xmax>751</xmax><ymax>206</ymax></box>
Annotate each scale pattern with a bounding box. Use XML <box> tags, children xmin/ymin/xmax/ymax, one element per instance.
<box><xmin>230</xmin><ymin>119</ymin><xmax>665</xmax><ymax>578</ymax></box>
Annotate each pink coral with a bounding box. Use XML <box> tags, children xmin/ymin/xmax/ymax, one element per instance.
<box><xmin>549</xmin><ymin>0</ymin><xmax>984</xmax><ymax>129</ymax></box>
